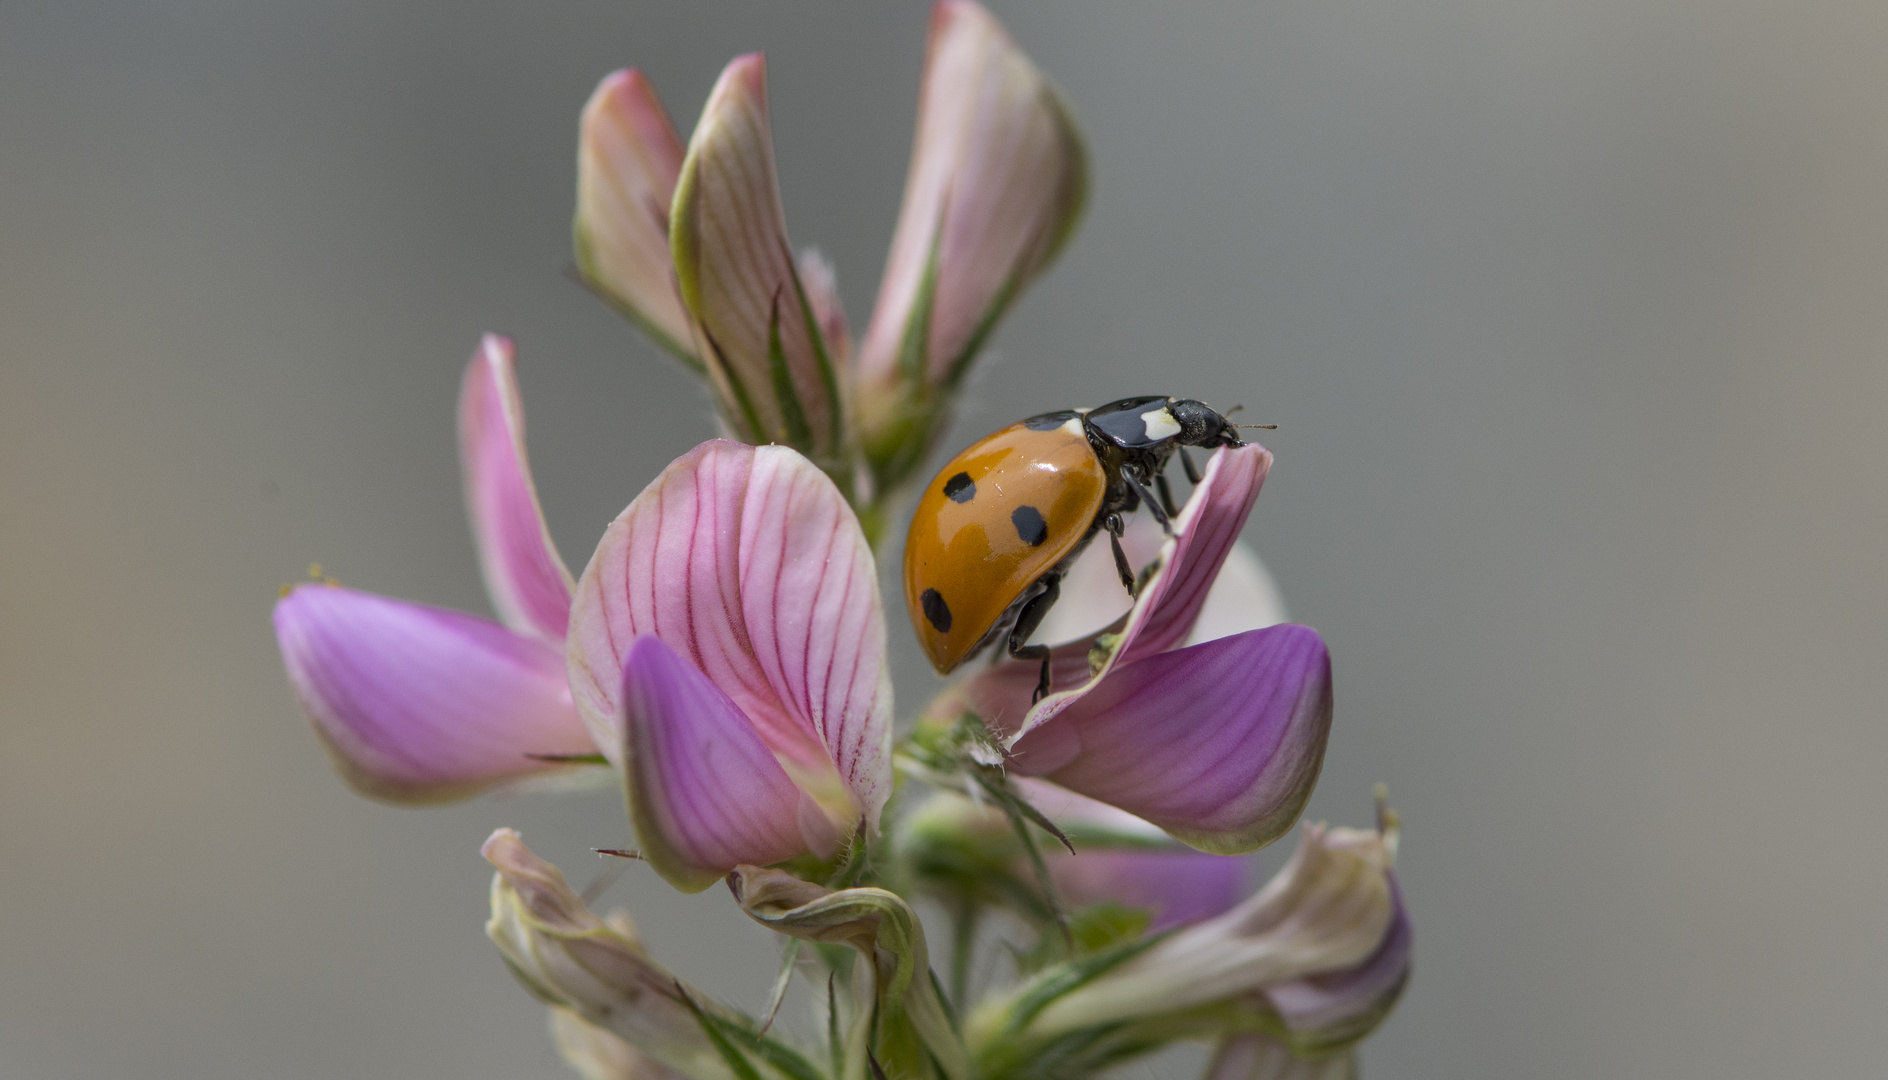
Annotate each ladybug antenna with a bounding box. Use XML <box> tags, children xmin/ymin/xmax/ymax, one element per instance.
<box><xmin>1222</xmin><ymin>403</ymin><xmax>1245</xmax><ymax>417</ymax></box>
<box><xmin>1233</xmin><ymin>423</ymin><xmax>1278</xmax><ymax>430</ymax></box>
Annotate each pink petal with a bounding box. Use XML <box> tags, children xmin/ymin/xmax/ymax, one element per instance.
<box><xmin>670</xmin><ymin>55</ymin><xmax>846</xmax><ymax>464</ymax></box>
<box><xmin>458</xmin><ymin>335</ymin><xmax>574</xmax><ymax>644</ymax></box>
<box><xmin>1009</xmin><ymin>624</ymin><xmax>1333</xmax><ymax>854</ymax></box>
<box><xmin>1185</xmin><ymin>541</ymin><xmax>1289</xmax><ymax>647</ymax></box>
<box><xmin>1019</xmin><ymin>780</ymin><xmax>1248</xmax><ymax>929</ymax></box>
<box><xmin>273</xmin><ymin>584</ymin><xmax>596</xmax><ymax>803</ymax></box>
<box><xmin>856</xmin><ymin>0</ymin><xmax>1087</xmax><ymax>394</ymax></box>
<box><xmin>566</xmin><ymin>441</ymin><xmax>892</xmax><ymax>836</ymax></box>
<box><xmin>574</xmin><ymin>70</ymin><xmax>695</xmax><ymax>361</ymax></box>
<box><xmin>620</xmin><ymin>636</ymin><xmax>808</xmax><ymax>891</ymax></box>
<box><xmin>967</xmin><ymin>444</ymin><xmax>1274</xmax><ymax>743</ymax></box>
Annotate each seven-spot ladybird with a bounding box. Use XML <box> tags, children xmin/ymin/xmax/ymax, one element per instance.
<box><xmin>904</xmin><ymin>396</ymin><xmax>1250</xmax><ymax>702</ymax></box>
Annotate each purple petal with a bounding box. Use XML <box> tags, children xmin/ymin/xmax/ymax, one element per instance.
<box><xmin>620</xmin><ymin>636</ymin><xmax>808</xmax><ymax>891</ymax></box>
<box><xmin>670</xmin><ymin>55</ymin><xmax>845</xmax><ymax>463</ymax></box>
<box><xmin>574</xmin><ymin>70</ymin><xmax>694</xmax><ymax>361</ymax></box>
<box><xmin>966</xmin><ymin>444</ymin><xmax>1273</xmax><ymax>743</ymax></box>
<box><xmin>1018</xmin><ymin>779</ymin><xmax>1247</xmax><ymax>928</ymax></box>
<box><xmin>1009</xmin><ymin>624</ymin><xmax>1333</xmax><ymax>854</ymax></box>
<box><xmin>458</xmin><ymin>335</ymin><xmax>574</xmax><ymax>644</ymax></box>
<box><xmin>1264</xmin><ymin>876</ymin><xmax>1412</xmax><ymax>1048</ymax></box>
<box><xmin>273</xmin><ymin>584</ymin><xmax>596</xmax><ymax>803</ymax></box>
<box><xmin>1185</xmin><ymin>541</ymin><xmax>1289</xmax><ymax>646</ymax></box>
<box><xmin>567</xmin><ymin>441</ymin><xmax>892</xmax><ymax>837</ymax></box>
<box><xmin>856</xmin><ymin>0</ymin><xmax>1087</xmax><ymax>394</ymax></box>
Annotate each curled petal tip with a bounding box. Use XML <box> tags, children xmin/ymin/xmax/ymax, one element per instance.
<box><xmin>459</xmin><ymin>335</ymin><xmax>574</xmax><ymax>643</ymax></box>
<box><xmin>575</xmin><ymin>70</ymin><xmax>694</xmax><ymax>360</ymax></box>
<box><xmin>273</xmin><ymin>585</ymin><xmax>596</xmax><ymax>803</ymax></box>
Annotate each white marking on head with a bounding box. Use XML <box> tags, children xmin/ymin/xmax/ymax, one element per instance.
<box><xmin>1061</xmin><ymin>417</ymin><xmax>1085</xmax><ymax>437</ymax></box>
<box><xmin>1142</xmin><ymin>406</ymin><xmax>1181</xmax><ymax>441</ymax></box>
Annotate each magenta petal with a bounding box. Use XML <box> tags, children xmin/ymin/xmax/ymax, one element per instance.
<box><xmin>1052</xmin><ymin>850</ymin><xmax>1247</xmax><ymax>931</ymax></box>
<box><xmin>567</xmin><ymin>441</ymin><xmax>891</xmax><ymax>834</ymax></box>
<box><xmin>620</xmin><ymin>636</ymin><xmax>807</xmax><ymax>891</ymax></box>
<box><xmin>1011</xmin><ymin>624</ymin><xmax>1333</xmax><ymax>853</ymax></box>
<box><xmin>968</xmin><ymin>444</ymin><xmax>1273</xmax><ymax>743</ymax></box>
<box><xmin>458</xmin><ymin>335</ymin><xmax>574</xmax><ymax>644</ymax></box>
<box><xmin>273</xmin><ymin>584</ymin><xmax>596</xmax><ymax>803</ymax></box>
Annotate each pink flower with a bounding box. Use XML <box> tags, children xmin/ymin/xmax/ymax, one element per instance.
<box><xmin>572</xmin><ymin>1</ymin><xmax>1088</xmax><ymax>497</ymax></box>
<box><xmin>272</xmin><ymin>336</ymin><xmax>597</xmax><ymax>802</ymax></box>
<box><xmin>937</xmin><ymin>444</ymin><xmax>1335</xmax><ymax>855</ymax></box>
<box><xmin>564</xmin><ymin>440</ymin><xmax>894</xmax><ymax>892</ymax></box>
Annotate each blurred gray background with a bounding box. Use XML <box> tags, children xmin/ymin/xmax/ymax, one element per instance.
<box><xmin>3</xmin><ymin>1</ymin><xmax>1885</xmax><ymax>1076</ymax></box>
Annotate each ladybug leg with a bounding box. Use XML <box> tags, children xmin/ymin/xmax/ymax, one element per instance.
<box><xmin>1106</xmin><ymin>513</ymin><xmax>1137</xmax><ymax>596</ymax></box>
<box><xmin>1154</xmin><ymin>471</ymin><xmax>1180</xmax><ymax>519</ymax></box>
<box><xmin>1008</xmin><ymin>574</ymin><xmax>1062</xmax><ymax>704</ymax></box>
<box><xmin>1124</xmin><ymin>467</ymin><xmax>1174</xmax><ymax>536</ymax></box>
<box><xmin>1179</xmin><ymin>447</ymin><xmax>1201</xmax><ymax>486</ymax></box>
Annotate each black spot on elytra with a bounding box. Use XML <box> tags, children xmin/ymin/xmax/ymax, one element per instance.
<box><xmin>920</xmin><ymin>588</ymin><xmax>952</xmax><ymax>632</ymax></box>
<box><xmin>942</xmin><ymin>472</ymin><xmax>976</xmax><ymax>503</ymax></box>
<box><xmin>1023</xmin><ymin>409</ymin><xmax>1081</xmax><ymax>431</ymax></box>
<box><xmin>1011</xmin><ymin>505</ymin><xmax>1049</xmax><ymax>546</ymax></box>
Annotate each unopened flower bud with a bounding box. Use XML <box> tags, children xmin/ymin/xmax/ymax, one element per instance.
<box><xmin>482</xmin><ymin>829</ymin><xmax>733</xmax><ymax>1080</ymax></box>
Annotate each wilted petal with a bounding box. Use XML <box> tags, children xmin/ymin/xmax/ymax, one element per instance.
<box><xmin>857</xmin><ymin>0</ymin><xmax>1087</xmax><ymax>396</ymax></box>
<box><xmin>1010</xmin><ymin>625</ymin><xmax>1331</xmax><ymax>854</ymax></box>
<box><xmin>728</xmin><ymin>867</ymin><xmax>968</xmax><ymax>1080</ymax></box>
<box><xmin>568</xmin><ymin>441</ymin><xmax>892</xmax><ymax>837</ymax></box>
<box><xmin>574</xmin><ymin>70</ymin><xmax>695</xmax><ymax>362</ymax></box>
<box><xmin>549</xmin><ymin>1007</ymin><xmax>690</xmax><ymax>1080</ymax></box>
<box><xmin>1023</xmin><ymin>823</ymin><xmax>1395</xmax><ymax>1038</ymax></box>
<box><xmin>458</xmin><ymin>335</ymin><xmax>574</xmax><ymax>644</ymax></box>
<box><xmin>1205</xmin><ymin>1035</ymin><xmax>1354</xmax><ymax>1080</ymax></box>
<box><xmin>1020</xmin><ymin>780</ymin><xmax>1246</xmax><ymax>929</ymax></box>
<box><xmin>273</xmin><ymin>585</ymin><xmax>596</xmax><ymax>803</ymax></box>
<box><xmin>670</xmin><ymin>55</ymin><xmax>846</xmax><ymax>464</ymax></box>
<box><xmin>621</xmin><ymin>636</ymin><xmax>809</xmax><ymax>892</ymax></box>
<box><xmin>1264</xmin><ymin>878</ymin><xmax>1411</xmax><ymax>1053</ymax></box>
<box><xmin>482</xmin><ymin>830</ymin><xmax>735</xmax><ymax>1080</ymax></box>
<box><xmin>968</xmin><ymin>444</ymin><xmax>1274</xmax><ymax>744</ymax></box>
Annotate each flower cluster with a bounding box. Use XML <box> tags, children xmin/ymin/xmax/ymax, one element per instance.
<box><xmin>271</xmin><ymin>4</ymin><xmax>1410</xmax><ymax>1078</ymax></box>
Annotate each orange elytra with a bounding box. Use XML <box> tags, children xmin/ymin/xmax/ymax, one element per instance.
<box><xmin>903</xmin><ymin>396</ymin><xmax>1247</xmax><ymax>703</ymax></box>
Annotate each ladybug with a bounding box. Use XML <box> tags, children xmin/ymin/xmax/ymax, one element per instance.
<box><xmin>903</xmin><ymin>396</ymin><xmax>1257</xmax><ymax>703</ymax></box>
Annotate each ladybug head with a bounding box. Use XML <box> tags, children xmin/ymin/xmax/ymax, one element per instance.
<box><xmin>1168</xmin><ymin>399</ymin><xmax>1242</xmax><ymax>448</ymax></box>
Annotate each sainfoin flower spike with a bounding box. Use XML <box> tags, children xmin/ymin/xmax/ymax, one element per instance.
<box><xmin>270</xmin><ymin>3</ymin><xmax>1413</xmax><ymax>1075</ymax></box>
<box><xmin>272</xmin><ymin>336</ymin><xmax>599</xmax><ymax>801</ymax></box>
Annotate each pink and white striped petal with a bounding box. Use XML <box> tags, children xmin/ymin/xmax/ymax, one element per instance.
<box><xmin>966</xmin><ymin>443</ymin><xmax>1273</xmax><ymax>743</ymax></box>
<box><xmin>567</xmin><ymin>441</ymin><xmax>892</xmax><ymax>837</ymax></box>
<box><xmin>574</xmin><ymin>70</ymin><xmax>694</xmax><ymax>361</ymax></box>
<box><xmin>620</xmin><ymin>636</ymin><xmax>809</xmax><ymax>891</ymax></box>
<box><xmin>458</xmin><ymin>335</ymin><xmax>574</xmax><ymax>644</ymax></box>
<box><xmin>1009</xmin><ymin>624</ymin><xmax>1333</xmax><ymax>854</ymax></box>
<box><xmin>856</xmin><ymin>0</ymin><xmax>1087</xmax><ymax>393</ymax></box>
<box><xmin>273</xmin><ymin>584</ymin><xmax>597</xmax><ymax>803</ymax></box>
<box><xmin>670</xmin><ymin>55</ymin><xmax>845</xmax><ymax>462</ymax></box>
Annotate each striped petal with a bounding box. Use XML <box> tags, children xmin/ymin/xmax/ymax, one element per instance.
<box><xmin>574</xmin><ymin>70</ymin><xmax>695</xmax><ymax>364</ymax></box>
<box><xmin>458</xmin><ymin>335</ymin><xmax>574</xmax><ymax>643</ymax></box>
<box><xmin>1263</xmin><ymin>877</ymin><xmax>1411</xmax><ymax>1053</ymax></box>
<box><xmin>273</xmin><ymin>584</ymin><xmax>596</xmax><ymax>803</ymax></box>
<box><xmin>856</xmin><ymin>0</ymin><xmax>1087</xmax><ymax>397</ymax></box>
<box><xmin>967</xmin><ymin>443</ymin><xmax>1273</xmax><ymax>744</ymax></box>
<box><xmin>567</xmin><ymin>441</ymin><xmax>892</xmax><ymax>840</ymax></box>
<box><xmin>670</xmin><ymin>55</ymin><xmax>847</xmax><ymax>467</ymax></box>
<box><xmin>1021</xmin><ymin>822</ymin><xmax>1395</xmax><ymax>1038</ymax></box>
<box><xmin>621</xmin><ymin>636</ymin><xmax>809</xmax><ymax>891</ymax></box>
<box><xmin>1009</xmin><ymin>624</ymin><xmax>1333</xmax><ymax>854</ymax></box>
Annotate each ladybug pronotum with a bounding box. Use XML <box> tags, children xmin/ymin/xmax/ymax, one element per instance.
<box><xmin>903</xmin><ymin>396</ymin><xmax>1249</xmax><ymax>703</ymax></box>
